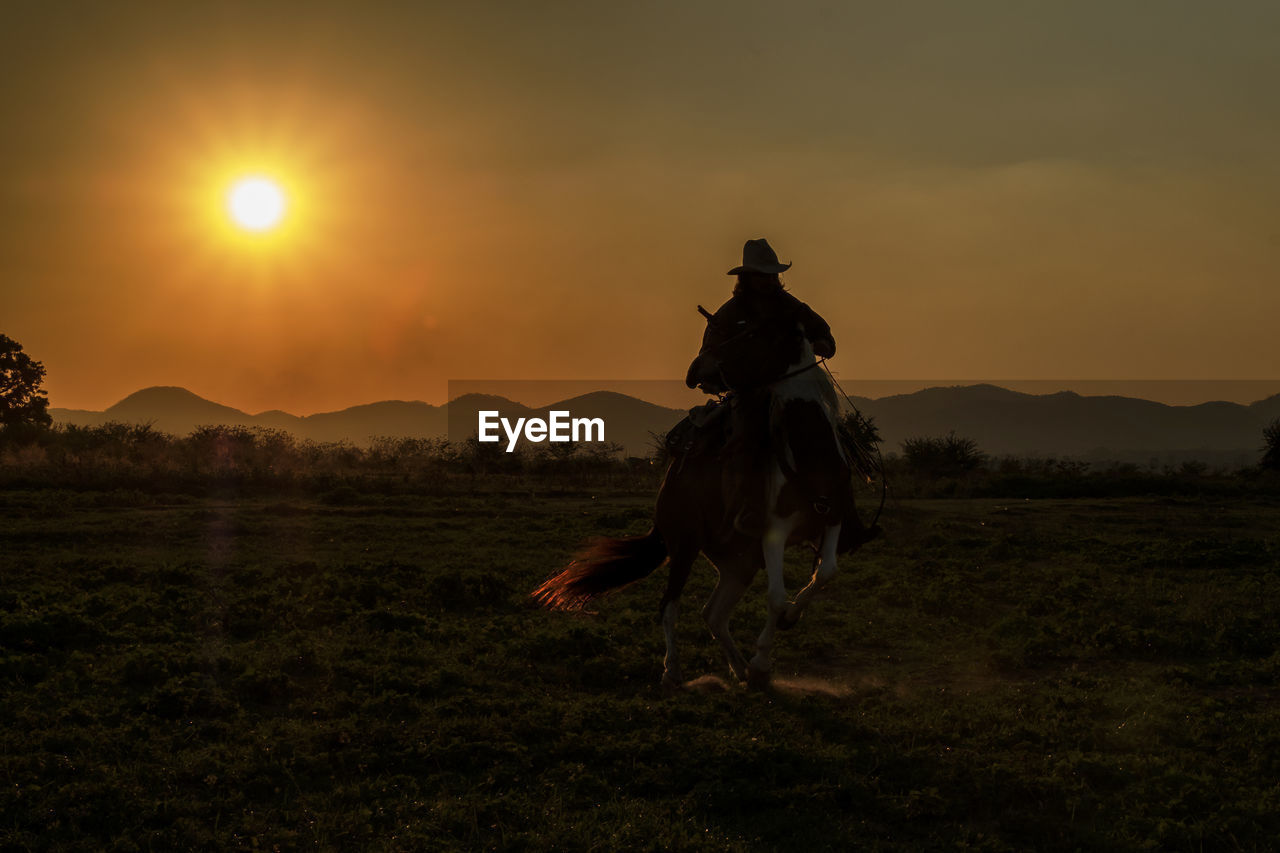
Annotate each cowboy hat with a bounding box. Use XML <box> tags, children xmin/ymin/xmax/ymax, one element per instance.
<box><xmin>727</xmin><ymin>238</ymin><xmax>791</xmax><ymax>275</ymax></box>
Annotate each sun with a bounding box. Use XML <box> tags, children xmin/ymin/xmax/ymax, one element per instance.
<box><xmin>226</xmin><ymin>176</ymin><xmax>287</xmax><ymax>232</ymax></box>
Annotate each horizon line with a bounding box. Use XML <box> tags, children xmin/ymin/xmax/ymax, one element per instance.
<box><xmin>46</xmin><ymin>378</ymin><xmax>1280</xmax><ymax>417</ymax></box>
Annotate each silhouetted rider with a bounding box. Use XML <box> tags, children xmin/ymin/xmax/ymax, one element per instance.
<box><xmin>712</xmin><ymin>238</ymin><xmax>836</xmax><ymax>535</ymax></box>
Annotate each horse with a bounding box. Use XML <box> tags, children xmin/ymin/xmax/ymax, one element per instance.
<box><xmin>532</xmin><ymin>295</ymin><xmax>880</xmax><ymax>690</ymax></box>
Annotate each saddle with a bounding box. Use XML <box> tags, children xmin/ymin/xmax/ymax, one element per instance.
<box><xmin>663</xmin><ymin>399</ymin><xmax>728</xmax><ymax>459</ymax></box>
<box><xmin>667</xmin><ymin>395</ymin><xmax>881</xmax><ymax>551</ymax></box>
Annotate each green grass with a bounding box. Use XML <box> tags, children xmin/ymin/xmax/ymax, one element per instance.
<box><xmin>2</xmin><ymin>486</ymin><xmax>1279</xmax><ymax>851</ymax></box>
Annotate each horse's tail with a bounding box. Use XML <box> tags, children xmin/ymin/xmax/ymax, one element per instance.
<box><xmin>532</xmin><ymin>529</ymin><xmax>668</xmax><ymax>611</ymax></box>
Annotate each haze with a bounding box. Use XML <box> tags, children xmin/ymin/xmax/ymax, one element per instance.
<box><xmin>4</xmin><ymin>1</ymin><xmax>1279</xmax><ymax>414</ymax></box>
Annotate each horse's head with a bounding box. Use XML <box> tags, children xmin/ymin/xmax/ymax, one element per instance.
<box><xmin>685</xmin><ymin>297</ymin><xmax>808</xmax><ymax>394</ymax></box>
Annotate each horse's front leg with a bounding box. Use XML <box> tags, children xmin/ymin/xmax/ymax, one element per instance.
<box><xmin>748</xmin><ymin>521</ymin><xmax>790</xmax><ymax>687</ymax></box>
<box><xmin>661</xmin><ymin>598</ymin><xmax>682</xmax><ymax>693</ymax></box>
<box><xmin>780</xmin><ymin>523</ymin><xmax>841</xmax><ymax>630</ymax></box>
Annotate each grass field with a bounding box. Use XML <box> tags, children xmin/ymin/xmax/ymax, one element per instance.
<box><xmin>3</xmin><ymin>484</ymin><xmax>1279</xmax><ymax>851</ymax></box>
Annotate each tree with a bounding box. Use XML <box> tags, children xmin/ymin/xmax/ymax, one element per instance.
<box><xmin>1262</xmin><ymin>418</ymin><xmax>1280</xmax><ymax>471</ymax></box>
<box><xmin>1</xmin><ymin>334</ymin><xmax>52</xmax><ymax>431</ymax></box>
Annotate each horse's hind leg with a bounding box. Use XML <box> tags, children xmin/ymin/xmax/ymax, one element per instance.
<box><xmin>702</xmin><ymin>570</ymin><xmax>750</xmax><ymax>683</ymax></box>
<box><xmin>749</xmin><ymin>527</ymin><xmax>789</xmax><ymax>686</ymax></box>
<box><xmin>659</xmin><ymin>548</ymin><xmax>695</xmax><ymax>692</ymax></box>
<box><xmin>781</xmin><ymin>523</ymin><xmax>841</xmax><ymax>630</ymax></box>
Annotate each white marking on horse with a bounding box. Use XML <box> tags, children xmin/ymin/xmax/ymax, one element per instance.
<box><xmin>748</xmin><ymin>332</ymin><xmax>846</xmax><ymax>680</ymax></box>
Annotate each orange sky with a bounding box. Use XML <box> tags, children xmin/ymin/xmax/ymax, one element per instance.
<box><xmin>4</xmin><ymin>2</ymin><xmax>1280</xmax><ymax>413</ymax></box>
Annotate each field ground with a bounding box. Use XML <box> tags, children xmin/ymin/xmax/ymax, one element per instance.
<box><xmin>2</xmin><ymin>485</ymin><xmax>1279</xmax><ymax>851</ymax></box>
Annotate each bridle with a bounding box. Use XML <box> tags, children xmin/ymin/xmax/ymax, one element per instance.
<box><xmin>695</xmin><ymin>304</ymin><xmax>765</xmax><ymax>356</ymax></box>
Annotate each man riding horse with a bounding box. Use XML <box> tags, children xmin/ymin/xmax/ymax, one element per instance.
<box><xmin>693</xmin><ymin>238</ymin><xmax>864</xmax><ymax>542</ymax></box>
<box><xmin>534</xmin><ymin>237</ymin><xmax>879</xmax><ymax>689</ymax></box>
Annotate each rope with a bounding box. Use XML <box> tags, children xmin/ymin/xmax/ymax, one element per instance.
<box><xmin>821</xmin><ymin>361</ymin><xmax>890</xmax><ymax>529</ymax></box>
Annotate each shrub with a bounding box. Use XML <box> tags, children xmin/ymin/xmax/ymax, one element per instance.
<box><xmin>901</xmin><ymin>431</ymin><xmax>987</xmax><ymax>478</ymax></box>
<box><xmin>1262</xmin><ymin>418</ymin><xmax>1280</xmax><ymax>471</ymax></box>
<box><xmin>839</xmin><ymin>410</ymin><xmax>883</xmax><ymax>482</ymax></box>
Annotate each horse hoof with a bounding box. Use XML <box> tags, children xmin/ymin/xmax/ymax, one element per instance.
<box><xmin>777</xmin><ymin>610</ymin><xmax>802</xmax><ymax>631</ymax></box>
<box><xmin>746</xmin><ymin>666</ymin><xmax>772</xmax><ymax>691</ymax></box>
<box><xmin>661</xmin><ymin>673</ymin><xmax>684</xmax><ymax>696</ymax></box>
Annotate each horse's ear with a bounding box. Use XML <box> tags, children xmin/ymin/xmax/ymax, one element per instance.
<box><xmin>697</xmin><ymin>305</ymin><xmax>714</xmax><ymax>323</ymax></box>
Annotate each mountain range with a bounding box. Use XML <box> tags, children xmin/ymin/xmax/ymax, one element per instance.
<box><xmin>846</xmin><ymin>384</ymin><xmax>1280</xmax><ymax>466</ymax></box>
<box><xmin>50</xmin><ymin>384</ymin><xmax>1280</xmax><ymax>464</ymax></box>
<box><xmin>51</xmin><ymin>387</ymin><xmax>686</xmax><ymax>459</ymax></box>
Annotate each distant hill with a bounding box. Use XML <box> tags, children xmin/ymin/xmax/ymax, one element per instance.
<box><xmin>107</xmin><ymin>386</ymin><xmax>250</xmax><ymax>428</ymax></box>
<box><xmin>529</xmin><ymin>391</ymin><xmax>684</xmax><ymax>457</ymax></box>
<box><xmin>290</xmin><ymin>400</ymin><xmax>450</xmax><ymax>444</ymax></box>
<box><xmin>54</xmin><ymin>387</ymin><xmax>454</xmax><ymax>446</ymax></box>
<box><xmin>49</xmin><ymin>383</ymin><xmax>1280</xmax><ymax>464</ymax></box>
<box><xmin>59</xmin><ymin>386</ymin><xmax>260</xmax><ymax>435</ymax></box>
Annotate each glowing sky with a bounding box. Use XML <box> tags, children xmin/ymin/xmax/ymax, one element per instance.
<box><xmin>3</xmin><ymin>2</ymin><xmax>1279</xmax><ymax>413</ymax></box>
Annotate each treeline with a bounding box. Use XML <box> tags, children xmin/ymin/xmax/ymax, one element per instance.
<box><xmin>882</xmin><ymin>430</ymin><xmax>1280</xmax><ymax>499</ymax></box>
<box><xmin>2</xmin><ymin>420</ymin><xmax>1279</xmax><ymax>499</ymax></box>
<box><xmin>0</xmin><ymin>422</ymin><xmax>655</xmax><ymax>494</ymax></box>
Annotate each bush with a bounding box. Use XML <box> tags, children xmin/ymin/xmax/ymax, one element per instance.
<box><xmin>0</xmin><ymin>421</ymin><xmax>660</xmax><ymax>494</ymax></box>
<box><xmin>901</xmin><ymin>431</ymin><xmax>987</xmax><ymax>479</ymax></box>
<box><xmin>1262</xmin><ymin>418</ymin><xmax>1280</xmax><ymax>471</ymax></box>
<box><xmin>838</xmin><ymin>410</ymin><xmax>883</xmax><ymax>482</ymax></box>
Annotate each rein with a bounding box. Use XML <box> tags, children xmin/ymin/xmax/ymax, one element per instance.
<box><xmin>722</xmin><ymin>358</ymin><xmax>824</xmax><ymax>395</ymax></box>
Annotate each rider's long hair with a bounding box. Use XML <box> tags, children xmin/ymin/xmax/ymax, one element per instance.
<box><xmin>733</xmin><ymin>272</ymin><xmax>785</xmax><ymax>297</ymax></box>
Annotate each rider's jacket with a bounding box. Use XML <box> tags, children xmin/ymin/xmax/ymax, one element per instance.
<box><xmin>717</xmin><ymin>289</ymin><xmax>836</xmax><ymax>359</ymax></box>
